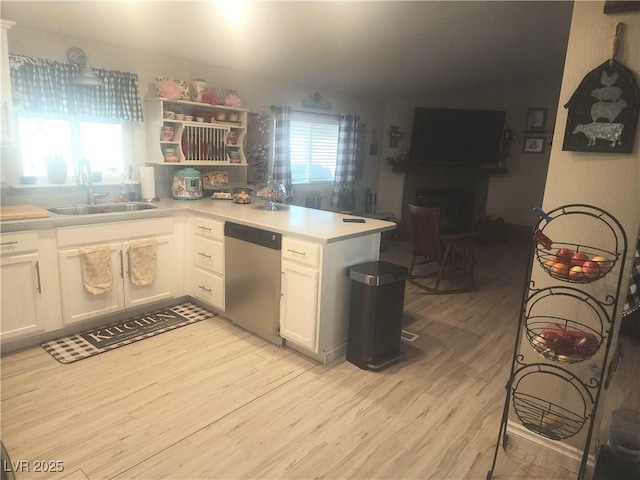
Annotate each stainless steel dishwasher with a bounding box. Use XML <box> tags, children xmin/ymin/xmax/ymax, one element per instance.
<box><xmin>224</xmin><ymin>222</ymin><xmax>283</xmax><ymax>345</ymax></box>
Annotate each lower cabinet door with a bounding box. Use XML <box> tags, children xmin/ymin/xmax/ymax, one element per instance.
<box><xmin>0</xmin><ymin>253</ymin><xmax>45</xmax><ymax>340</ymax></box>
<box><xmin>123</xmin><ymin>235</ymin><xmax>175</xmax><ymax>309</ymax></box>
<box><xmin>280</xmin><ymin>260</ymin><xmax>319</xmax><ymax>352</ymax></box>
<box><xmin>190</xmin><ymin>267</ymin><xmax>224</xmax><ymax>310</ymax></box>
<box><xmin>58</xmin><ymin>244</ymin><xmax>124</xmax><ymax>325</ymax></box>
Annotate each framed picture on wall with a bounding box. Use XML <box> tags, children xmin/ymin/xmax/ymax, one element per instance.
<box><xmin>523</xmin><ymin>137</ymin><xmax>545</xmax><ymax>153</ymax></box>
<box><xmin>526</xmin><ymin>107</ymin><xmax>548</xmax><ymax>131</ymax></box>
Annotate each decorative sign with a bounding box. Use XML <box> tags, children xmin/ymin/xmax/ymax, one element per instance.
<box><xmin>302</xmin><ymin>91</ymin><xmax>331</xmax><ymax>110</ymax></box>
<box><xmin>562</xmin><ymin>59</ymin><xmax>639</xmax><ymax>153</ymax></box>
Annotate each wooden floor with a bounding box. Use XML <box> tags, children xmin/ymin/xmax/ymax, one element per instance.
<box><xmin>1</xmin><ymin>241</ymin><xmax>580</xmax><ymax>480</ymax></box>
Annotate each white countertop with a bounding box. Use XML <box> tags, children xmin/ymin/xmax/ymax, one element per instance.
<box><xmin>0</xmin><ymin>198</ymin><xmax>396</xmax><ymax>244</ymax></box>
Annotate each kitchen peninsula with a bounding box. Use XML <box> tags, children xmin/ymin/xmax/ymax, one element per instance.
<box><xmin>0</xmin><ymin>199</ymin><xmax>396</xmax><ymax>364</ymax></box>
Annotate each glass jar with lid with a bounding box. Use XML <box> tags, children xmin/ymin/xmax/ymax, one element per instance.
<box><xmin>233</xmin><ymin>187</ymin><xmax>252</xmax><ymax>204</ymax></box>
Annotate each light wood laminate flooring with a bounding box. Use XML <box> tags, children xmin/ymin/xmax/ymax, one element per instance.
<box><xmin>1</xmin><ymin>241</ymin><xmax>583</xmax><ymax>479</ymax></box>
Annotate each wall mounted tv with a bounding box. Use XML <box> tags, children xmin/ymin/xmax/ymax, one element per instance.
<box><xmin>409</xmin><ymin>107</ymin><xmax>506</xmax><ymax>168</ymax></box>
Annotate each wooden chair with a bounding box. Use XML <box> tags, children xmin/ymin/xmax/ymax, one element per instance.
<box><xmin>407</xmin><ymin>204</ymin><xmax>479</xmax><ymax>293</ymax></box>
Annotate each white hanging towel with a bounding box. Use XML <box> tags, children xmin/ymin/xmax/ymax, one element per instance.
<box><xmin>79</xmin><ymin>244</ymin><xmax>113</xmax><ymax>295</ymax></box>
<box><xmin>129</xmin><ymin>237</ymin><xmax>157</xmax><ymax>286</ymax></box>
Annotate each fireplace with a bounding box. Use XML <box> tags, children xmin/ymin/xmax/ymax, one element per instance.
<box><xmin>415</xmin><ymin>188</ymin><xmax>475</xmax><ymax>234</ymax></box>
<box><xmin>401</xmin><ymin>168</ymin><xmax>489</xmax><ymax>236</ymax></box>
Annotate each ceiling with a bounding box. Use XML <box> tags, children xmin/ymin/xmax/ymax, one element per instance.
<box><xmin>2</xmin><ymin>1</ymin><xmax>575</xmax><ymax>100</ymax></box>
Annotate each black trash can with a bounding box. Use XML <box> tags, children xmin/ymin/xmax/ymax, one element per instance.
<box><xmin>347</xmin><ymin>261</ymin><xmax>408</xmax><ymax>370</ymax></box>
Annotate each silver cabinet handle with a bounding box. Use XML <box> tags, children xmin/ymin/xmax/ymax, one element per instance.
<box><xmin>198</xmin><ymin>285</ymin><xmax>212</xmax><ymax>293</ymax></box>
<box><xmin>287</xmin><ymin>249</ymin><xmax>306</xmax><ymax>256</ymax></box>
<box><xmin>0</xmin><ymin>241</ymin><xmax>18</xmax><ymax>246</ymax></box>
<box><xmin>198</xmin><ymin>252</ymin><xmax>212</xmax><ymax>259</ymax></box>
<box><xmin>119</xmin><ymin>250</ymin><xmax>125</xmax><ymax>279</ymax></box>
<box><xmin>35</xmin><ymin>261</ymin><xmax>42</xmax><ymax>294</ymax></box>
<box><xmin>197</xmin><ymin>225</ymin><xmax>212</xmax><ymax>232</ymax></box>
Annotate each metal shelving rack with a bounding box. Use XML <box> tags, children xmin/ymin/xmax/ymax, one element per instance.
<box><xmin>487</xmin><ymin>204</ymin><xmax>628</xmax><ymax>480</ymax></box>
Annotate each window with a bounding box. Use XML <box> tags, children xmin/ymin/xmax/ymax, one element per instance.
<box><xmin>289</xmin><ymin>112</ymin><xmax>339</xmax><ymax>184</ymax></box>
<box><xmin>17</xmin><ymin>114</ymin><xmax>124</xmax><ymax>181</ymax></box>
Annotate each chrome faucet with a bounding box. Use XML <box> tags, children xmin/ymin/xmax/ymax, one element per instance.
<box><xmin>78</xmin><ymin>159</ymin><xmax>95</xmax><ymax>204</ymax></box>
<box><xmin>78</xmin><ymin>159</ymin><xmax>108</xmax><ymax>205</ymax></box>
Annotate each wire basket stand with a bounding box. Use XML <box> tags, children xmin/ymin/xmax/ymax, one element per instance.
<box><xmin>487</xmin><ymin>204</ymin><xmax>627</xmax><ymax>480</ymax></box>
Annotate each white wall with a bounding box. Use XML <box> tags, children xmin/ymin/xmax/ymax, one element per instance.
<box><xmin>511</xmin><ymin>2</ymin><xmax>640</xmax><ymax>470</ymax></box>
<box><xmin>542</xmin><ymin>4</ymin><xmax>639</xmax><ymax>240</ymax></box>
<box><xmin>3</xmin><ymin>25</ymin><xmax>386</xmax><ymax>208</ymax></box>
<box><xmin>541</xmin><ymin>2</ymin><xmax>640</xmax><ymax>450</ymax></box>
<box><xmin>376</xmin><ymin>79</ymin><xmax>564</xmax><ymax>226</ymax></box>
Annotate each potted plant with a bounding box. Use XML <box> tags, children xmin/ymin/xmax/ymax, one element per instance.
<box><xmin>46</xmin><ymin>155</ymin><xmax>68</xmax><ymax>184</ymax></box>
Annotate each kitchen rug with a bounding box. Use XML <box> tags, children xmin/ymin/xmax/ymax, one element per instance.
<box><xmin>41</xmin><ymin>302</ymin><xmax>215</xmax><ymax>364</ymax></box>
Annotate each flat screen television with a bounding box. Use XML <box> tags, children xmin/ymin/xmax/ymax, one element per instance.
<box><xmin>409</xmin><ymin>107</ymin><xmax>506</xmax><ymax>168</ymax></box>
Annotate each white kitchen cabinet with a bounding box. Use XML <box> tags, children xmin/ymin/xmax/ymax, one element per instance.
<box><xmin>280</xmin><ymin>237</ymin><xmax>321</xmax><ymax>351</ymax></box>
<box><xmin>145</xmin><ymin>98</ymin><xmax>248</xmax><ymax>166</ymax></box>
<box><xmin>280</xmin><ymin>233</ymin><xmax>382</xmax><ymax>364</ymax></box>
<box><xmin>56</xmin><ymin>218</ymin><xmax>176</xmax><ymax>325</ymax></box>
<box><xmin>123</xmin><ymin>237</ymin><xmax>175</xmax><ymax>308</ymax></box>
<box><xmin>188</xmin><ymin>215</ymin><xmax>225</xmax><ymax>310</ymax></box>
<box><xmin>58</xmin><ymin>243</ymin><xmax>123</xmax><ymax>324</ymax></box>
<box><xmin>0</xmin><ymin>231</ymin><xmax>46</xmax><ymax>340</ymax></box>
<box><xmin>280</xmin><ymin>259</ymin><xmax>319</xmax><ymax>351</ymax></box>
<box><xmin>1</xmin><ymin>19</ymin><xmax>15</xmax><ymax>146</ymax></box>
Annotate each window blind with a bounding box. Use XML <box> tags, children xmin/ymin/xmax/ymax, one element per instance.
<box><xmin>289</xmin><ymin>112</ymin><xmax>339</xmax><ymax>184</ymax></box>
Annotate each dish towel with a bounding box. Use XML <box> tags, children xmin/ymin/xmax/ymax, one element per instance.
<box><xmin>129</xmin><ymin>237</ymin><xmax>157</xmax><ymax>286</ymax></box>
<box><xmin>79</xmin><ymin>244</ymin><xmax>113</xmax><ymax>295</ymax></box>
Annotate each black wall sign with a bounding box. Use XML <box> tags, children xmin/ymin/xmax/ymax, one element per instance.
<box><xmin>563</xmin><ymin>59</ymin><xmax>639</xmax><ymax>154</ymax></box>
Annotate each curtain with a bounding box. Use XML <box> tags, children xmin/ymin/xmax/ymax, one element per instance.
<box><xmin>331</xmin><ymin>114</ymin><xmax>360</xmax><ymax>209</ymax></box>
<box><xmin>272</xmin><ymin>105</ymin><xmax>292</xmax><ymax>195</ymax></box>
<box><xmin>8</xmin><ymin>54</ymin><xmax>144</xmax><ymax>121</ymax></box>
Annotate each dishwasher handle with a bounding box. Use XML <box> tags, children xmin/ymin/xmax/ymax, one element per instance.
<box><xmin>224</xmin><ymin>222</ymin><xmax>282</xmax><ymax>250</ymax></box>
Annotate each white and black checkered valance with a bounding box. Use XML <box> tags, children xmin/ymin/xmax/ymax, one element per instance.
<box><xmin>9</xmin><ymin>54</ymin><xmax>144</xmax><ymax>122</ymax></box>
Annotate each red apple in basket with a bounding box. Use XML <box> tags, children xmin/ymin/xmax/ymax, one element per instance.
<box><xmin>581</xmin><ymin>261</ymin><xmax>601</xmax><ymax>279</ymax></box>
<box><xmin>551</xmin><ymin>262</ymin><xmax>569</xmax><ymax>278</ymax></box>
<box><xmin>591</xmin><ymin>255</ymin><xmax>613</xmax><ymax>273</ymax></box>
<box><xmin>569</xmin><ymin>266</ymin><xmax>584</xmax><ymax>280</ymax></box>
<box><xmin>541</xmin><ymin>324</ymin><xmax>573</xmax><ymax>355</ymax></box>
<box><xmin>572</xmin><ymin>331</ymin><xmax>599</xmax><ymax>356</ymax></box>
<box><xmin>556</xmin><ymin>248</ymin><xmax>574</xmax><ymax>264</ymax></box>
<box><xmin>570</xmin><ymin>252</ymin><xmax>590</xmax><ymax>267</ymax></box>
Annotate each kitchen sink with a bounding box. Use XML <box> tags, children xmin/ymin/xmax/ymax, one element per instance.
<box><xmin>47</xmin><ymin>202</ymin><xmax>159</xmax><ymax>215</ymax></box>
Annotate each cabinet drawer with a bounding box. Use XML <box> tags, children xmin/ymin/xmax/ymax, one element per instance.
<box><xmin>192</xmin><ymin>217</ymin><xmax>224</xmax><ymax>241</ymax></box>
<box><xmin>193</xmin><ymin>236</ymin><xmax>224</xmax><ymax>275</ymax></box>
<box><xmin>0</xmin><ymin>231</ymin><xmax>39</xmax><ymax>255</ymax></box>
<box><xmin>191</xmin><ymin>268</ymin><xmax>224</xmax><ymax>310</ymax></box>
<box><xmin>282</xmin><ymin>238</ymin><xmax>320</xmax><ymax>268</ymax></box>
<box><xmin>57</xmin><ymin>217</ymin><xmax>173</xmax><ymax>247</ymax></box>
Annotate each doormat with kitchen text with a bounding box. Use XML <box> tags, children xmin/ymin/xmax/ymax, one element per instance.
<box><xmin>41</xmin><ymin>302</ymin><xmax>216</xmax><ymax>364</ymax></box>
